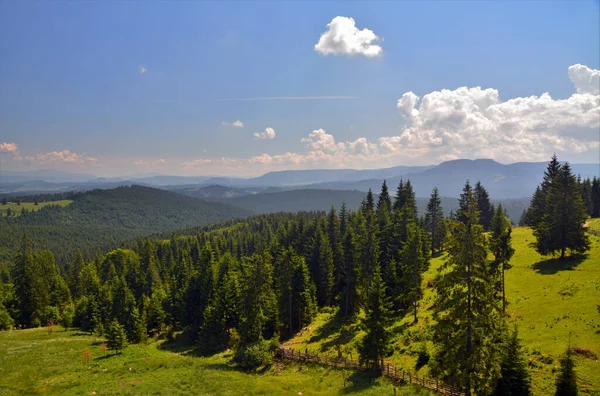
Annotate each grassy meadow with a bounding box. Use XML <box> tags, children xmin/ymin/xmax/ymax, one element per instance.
<box><xmin>0</xmin><ymin>200</ymin><xmax>72</xmax><ymax>217</ymax></box>
<box><xmin>283</xmin><ymin>227</ymin><xmax>600</xmax><ymax>395</ymax></box>
<box><xmin>0</xmin><ymin>328</ymin><xmax>432</xmax><ymax>396</ymax></box>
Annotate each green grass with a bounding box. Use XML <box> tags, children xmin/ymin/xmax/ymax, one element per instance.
<box><xmin>586</xmin><ymin>217</ymin><xmax>600</xmax><ymax>233</ymax></box>
<box><xmin>283</xmin><ymin>227</ymin><xmax>600</xmax><ymax>395</ymax></box>
<box><xmin>0</xmin><ymin>200</ymin><xmax>72</xmax><ymax>217</ymax></box>
<box><xmin>0</xmin><ymin>328</ymin><xmax>432</xmax><ymax>396</ymax></box>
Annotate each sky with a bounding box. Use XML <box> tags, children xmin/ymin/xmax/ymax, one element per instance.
<box><xmin>1</xmin><ymin>1</ymin><xmax>599</xmax><ymax>177</ymax></box>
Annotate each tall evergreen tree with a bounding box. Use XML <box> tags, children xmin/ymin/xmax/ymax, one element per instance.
<box><xmin>357</xmin><ymin>264</ymin><xmax>393</xmax><ymax>370</ymax></box>
<box><xmin>431</xmin><ymin>184</ymin><xmax>502</xmax><ymax>395</ymax></box>
<box><xmin>555</xmin><ymin>346</ymin><xmax>578</xmax><ymax>396</ymax></box>
<box><xmin>398</xmin><ymin>223</ymin><xmax>425</xmax><ymax>322</ymax></box>
<box><xmin>474</xmin><ymin>181</ymin><xmax>493</xmax><ymax>230</ymax></box>
<box><xmin>393</xmin><ymin>179</ymin><xmax>405</xmax><ymax>211</ymax></box>
<box><xmin>490</xmin><ymin>204</ymin><xmax>515</xmax><ymax>313</ymax></box>
<box><xmin>360</xmin><ymin>189</ymin><xmax>379</xmax><ymax>300</ymax></box>
<box><xmin>327</xmin><ymin>206</ymin><xmax>344</xmax><ymax>299</ymax></box>
<box><xmin>341</xmin><ymin>228</ymin><xmax>360</xmax><ymax>319</ymax></box>
<box><xmin>493</xmin><ymin>326</ymin><xmax>532</xmax><ymax>396</ymax></box>
<box><xmin>591</xmin><ymin>177</ymin><xmax>600</xmax><ymax>218</ymax></box>
<box><xmin>533</xmin><ymin>162</ymin><xmax>589</xmax><ymax>258</ymax></box>
<box><xmin>424</xmin><ymin>187</ymin><xmax>446</xmax><ymax>256</ymax></box>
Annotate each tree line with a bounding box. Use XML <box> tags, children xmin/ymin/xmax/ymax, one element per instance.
<box><xmin>0</xmin><ymin>155</ymin><xmax>588</xmax><ymax>395</ymax></box>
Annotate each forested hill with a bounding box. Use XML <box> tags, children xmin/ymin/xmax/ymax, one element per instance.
<box><xmin>0</xmin><ymin>185</ymin><xmax>251</xmax><ymax>264</ymax></box>
<box><xmin>217</xmin><ymin>188</ymin><xmax>529</xmax><ymax>224</ymax></box>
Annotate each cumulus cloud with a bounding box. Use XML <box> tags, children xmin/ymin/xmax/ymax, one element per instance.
<box><xmin>133</xmin><ymin>158</ymin><xmax>166</xmax><ymax>167</ymax></box>
<box><xmin>37</xmin><ymin>150</ymin><xmax>89</xmax><ymax>164</ymax></box>
<box><xmin>569</xmin><ymin>64</ymin><xmax>600</xmax><ymax>95</ymax></box>
<box><xmin>301</xmin><ymin>129</ymin><xmax>345</xmax><ymax>152</ymax></box>
<box><xmin>253</xmin><ymin>127</ymin><xmax>276</xmax><ymax>140</ymax></box>
<box><xmin>379</xmin><ymin>65</ymin><xmax>600</xmax><ymax>163</ymax></box>
<box><xmin>314</xmin><ymin>16</ymin><xmax>382</xmax><ymax>57</ymax></box>
<box><xmin>139</xmin><ymin>66</ymin><xmax>147</xmax><ymax>74</ymax></box>
<box><xmin>0</xmin><ymin>142</ymin><xmax>18</xmax><ymax>153</ymax></box>
<box><xmin>222</xmin><ymin>120</ymin><xmax>244</xmax><ymax>128</ymax></box>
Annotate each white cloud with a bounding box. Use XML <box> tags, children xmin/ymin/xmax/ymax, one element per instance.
<box><xmin>133</xmin><ymin>158</ymin><xmax>166</xmax><ymax>167</ymax></box>
<box><xmin>314</xmin><ymin>16</ymin><xmax>382</xmax><ymax>58</ymax></box>
<box><xmin>301</xmin><ymin>129</ymin><xmax>345</xmax><ymax>152</ymax></box>
<box><xmin>222</xmin><ymin>120</ymin><xmax>245</xmax><ymax>128</ymax></box>
<box><xmin>37</xmin><ymin>150</ymin><xmax>87</xmax><ymax>164</ymax></box>
<box><xmin>253</xmin><ymin>127</ymin><xmax>276</xmax><ymax>140</ymax></box>
<box><xmin>0</xmin><ymin>142</ymin><xmax>18</xmax><ymax>153</ymax></box>
<box><xmin>569</xmin><ymin>64</ymin><xmax>600</xmax><ymax>95</ymax></box>
<box><xmin>379</xmin><ymin>64</ymin><xmax>600</xmax><ymax>163</ymax></box>
<box><xmin>139</xmin><ymin>66</ymin><xmax>147</xmax><ymax>74</ymax></box>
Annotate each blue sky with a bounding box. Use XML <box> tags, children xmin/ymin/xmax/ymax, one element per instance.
<box><xmin>1</xmin><ymin>1</ymin><xmax>599</xmax><ymax>176</ymax></box>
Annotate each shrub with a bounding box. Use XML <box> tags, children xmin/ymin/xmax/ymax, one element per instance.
<box><xmin>235</xmin><ymin>340</ymin><xmax>273</xmax><ymax>369</ymax></box>
<box><xmin>0</xmin><ymin>306</ymin><xmax>14</xmax><ymax>330</ymax></box>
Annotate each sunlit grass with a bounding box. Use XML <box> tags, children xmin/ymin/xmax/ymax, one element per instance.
<box><xmin>0</xmin><ymin>200</ymin><xmax>72</xmax><ymax>217</ymax></box>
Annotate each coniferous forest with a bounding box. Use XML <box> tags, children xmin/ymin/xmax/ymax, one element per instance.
<box><xmin>1</xmin><ymin>156</ymin><xmax>599</xmax><ymax>395</ymax></box>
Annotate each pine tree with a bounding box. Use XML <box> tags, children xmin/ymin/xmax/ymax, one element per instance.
<box><xmin>398</xmin><ymin>223</ymin><xmax>425</xmax><ymax>322</ymax></box>
<box><xmin>360</xmin><ymin>189</ymin><xmax>379</xmax><ymax>300</ymax></box>
<box><xmin>474</xmin><ymin>182</ymin><xmax>493</xmax><ymax>230</ymax></box>
<box><xmin>238</xmin><ymin>253</ymin><xmax>277</xmax><ymax>346</ymax></box>
<box><xmin>490</xmin><ymin>204</ymin><xmax>515</xmax><ymax>313</ymax></box>
<box><xmin>533</xmin><ymin>162</ymin><xmax>589</xmax><ymax>258</ymax></box>
<box><xmin>341</xmin><ymin>228</ymin><xmax>360</xmax><ymax>319</ymax></box>
<box><xmin>555</xmin><ymin>346</ymin><xmax>578</xmax><ymax>396</ymax></box>
<box><xmin>327</xmin><ymin>206</ymin><xmax>344</xmax><ymax>299</ymax></box>
<box><xmin>311</xmin><ymin>227</ymin><xmax>334</xmax><ymax>307</ymax></box>
<box><xmin>579</xmin><ymin>178</ymin><xmax>593</xmax><ymax>216</ymax></box>
<box><xmin>357</xmin><ymin>264</ymin><xmax>393</xmax><ymax>370</ymax></box>
<box><xmin>431</xmin><ymin>183</ymin><xmax>502</xmax><ymax>395</ymax></box>
<box><xmin>493</xmin><ymin>326</ymin><xmax>532</xmax><ymax>396</ymax></box>
<box><xmin>591</xmin><ymin>177</ymin><xmax>600</xmax><ymax>218</ymax></box>
<box><xmin>106</xmin><ymin>319</ymin><xmax>127</xmax><ymax>354</ymax></box>
<box><xmin>393</xmin><ymin>180</ymin><xmax>405</xmax><ymax>212</ymax></box>
<box><xmin>424</xmin><ymin>187</ymin><xmax>446</xmax><ymax>256</ymax></box>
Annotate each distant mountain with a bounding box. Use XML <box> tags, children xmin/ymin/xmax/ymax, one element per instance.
<box><xmin>303</xmin><ymin>160</ymin><xmax>600</xmax><ymax>199</ymax></box>
<box><xmin>244</xmin><ymin>165</ymin><xmax>434</xmax><ymax>186</ymax></box>
<box><xmin>0</xmin><ymin>169</ymin><xmax>97</xmax><ymax>183</ymax></box>
<box><xmin>0</xmin><ymin>185</ymin><xmax>251</xmax><ymax>263</ymax></box>
<box><xmin>169</xmin><ymin>184</ymin><xmax>281</xmax><ymax>199</ymax></box>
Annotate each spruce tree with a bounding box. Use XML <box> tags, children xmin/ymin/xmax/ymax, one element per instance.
<box><xmin>533</xmin><ymin>162</ymin><xmax>589</xmax><ymax>258</ymax></box>
<box><xmin>327</xmin><ymin>206</ymin><xmax>344</xmax><ymax>299</ymax></box>
<box><xmin>357</xmin><ymin>264</ymin><xmax>393</xmax><ymax>370</ymax></box>
<box><xmin>474</xmin><ymin>181</ymin><xmax>493</xmax><ymax>230</ymax></box>
<box><xmin>398</xmin><ymin>223</ymin><xmax>425</xmax><ymax>322</ymax></box>
<box><xmin>424</xmin><ymin>187</ymin><xmax>446</xmax><ymax>256</ymax></box>
<box><xmin>106</xmin><ymin>319</ymin><xmax>127</xmax><ymax>354</ymax></box>
<box><xmin>341</xmin><ymin>228</ymin><xmax>360</xmax><ymax>319</ymax></box>
<box><xmin>360</xmin><ymin>189</ymin><xmax>379</xmax><ymax>300</ymax></box>
<box><xmin>431</xmin><ymin>183</ymin><xmax>502</xmax><ymax>395</ymax></box>
<box><xmin>393</xmin><ymin>179</ymin><xmax>405</xmax><ymax>211</ymax></box>
<box><xmin>490</xmin><ymin>204</ymin><xmax>515</xmax><ymax>313</ymax></box>
<box><xmin>591</xmin><ymin>177</ymin><xmax>600</xmax><ymax>218</ymax></box>
<box><xmin>493</xmin><ymin>326</ymin><xmax>532</xmax><ymax>396</ymax></box>
<box><xmin>555</xmin><ymin>346</ymin><xmax>578</xmax><ymax>396</ymax></box>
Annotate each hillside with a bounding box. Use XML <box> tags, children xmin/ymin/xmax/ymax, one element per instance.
<box><xmin>0</xmin><ymin>185</ymin><xmax>251</xmax><ymax>263</ymax></box>
<box><xmin>282</xmin><ymin>227</ymin><xmax>600</xmax><ymax>395</ymax></box>
<box><xmin>225</xmin><ymin>189</ymin><xmax>371</xmax><ymax>214</ymax></box>
<box><xmin>216</xmin><ymin>188</ymin><xmax>528</xmax><ymax>223</ymax></box>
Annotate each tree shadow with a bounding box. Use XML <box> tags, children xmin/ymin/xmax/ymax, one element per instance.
<box><xmin>94</xmin><ymin>353</ymin><xmax>120</xmax><ymax>361</ymax></box>
<box><xmin>532</xmin><ymin>254</ymin><xmax>588</xmax><ymax>275</ymax></box>
<box><xmin>307</xmin><ymin>312</ymin><xmax>361</xmax><ymax>353</ymax></box>
<box><xmin>341</xmin><ymin>370</ymin><xmax>379</xmax><ymax>394</ymax></box>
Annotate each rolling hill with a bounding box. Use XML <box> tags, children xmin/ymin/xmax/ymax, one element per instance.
<box><xmin>0</xmin><ymin>185</ymin><xmax>251</xmax><ymax>264</ymax></box>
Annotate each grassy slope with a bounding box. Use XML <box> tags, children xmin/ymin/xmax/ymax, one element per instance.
<box><xmin>283</xmin><ymin>227</ymin><xmax>600</xmax><ymax>395</ymax></box>
<box><xmin>0</xmin><ymin>328</ymin><xmax>432</xmax><ymax>396</ymax></box>
<box><xmin>0</xmin><ymin>200</ymin><xmax>72</xmax><ymax>217</ymax></box>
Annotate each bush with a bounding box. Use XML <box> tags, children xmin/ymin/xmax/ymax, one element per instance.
<box><xmin>41</xmin><ymin>306</ymin><xmax>61</xmax><ymax>326</ymax></box>
<box><xmin>0</xmin><ymin>306</ymin><xmax>14</xmax><ymax>330</ymax></box>
<box><xmin>235</xmin><ymin>340</ymin><xmax>273</xmax><ymax>369</ymax></box>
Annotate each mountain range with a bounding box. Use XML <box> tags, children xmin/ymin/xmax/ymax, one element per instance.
<box><xmin>2</xmin><ymin>159</ymin><xmax>598</xmax><ymax>199</ymax></box>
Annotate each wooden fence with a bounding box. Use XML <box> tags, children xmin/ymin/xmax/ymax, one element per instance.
<box><xmin>275</xmin><ymin>347</ymin><xmax>464</xmax><ymax>396</ymax></box>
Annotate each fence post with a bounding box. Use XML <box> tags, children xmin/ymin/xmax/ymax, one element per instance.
<box><xmin>436</xmin><ymin>378</ymin><xmax>438</xmax><ymax>391</ymax></box>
